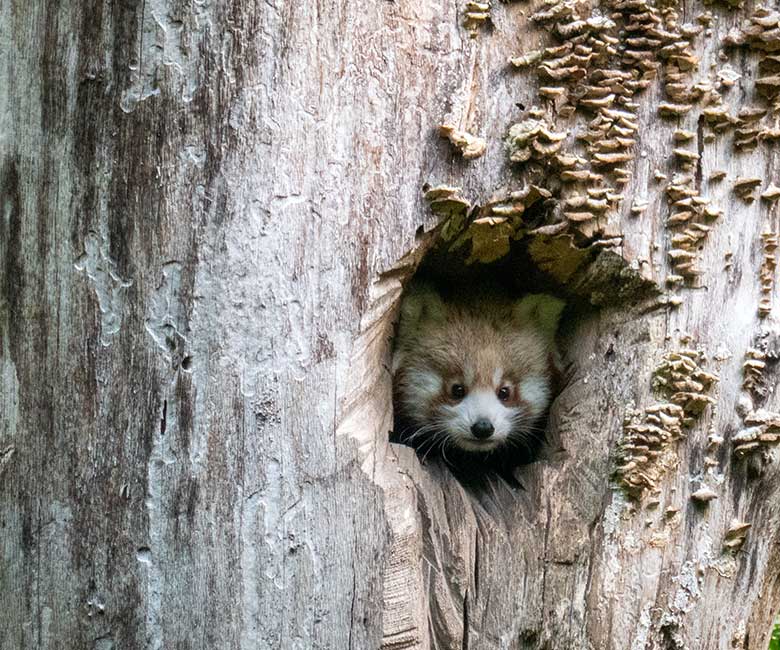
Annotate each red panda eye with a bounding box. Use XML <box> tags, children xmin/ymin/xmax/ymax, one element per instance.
<box><xmin>498</xmin><ymin>386</ymin><xmax>511</xmax><ymax>402</ymax></box>
<box><xmin>450</xmin><ymin>384</ymin><xmax>466</xmax><ymax>399</ymax></box>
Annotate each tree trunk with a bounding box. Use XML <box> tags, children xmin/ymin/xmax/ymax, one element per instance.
<box><xmin>2</xmin><ymin>1</ymin><xmax>779</xmax><ymax>650</ymax></box>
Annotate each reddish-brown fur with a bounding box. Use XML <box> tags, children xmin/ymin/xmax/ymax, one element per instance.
<box><xmin>393</xmin><ymin>298</ymin><xmax>553</xmax><ymax>401</ymax></box>
<box><xmin>391</xmin><ymin>281</ymin><xmax>566</xmax><ymax>483</ymax></box>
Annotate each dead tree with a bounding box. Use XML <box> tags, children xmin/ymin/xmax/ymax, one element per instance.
<box><xmin>1</xmin><ymin>1</ymin><xmax>779</xmax><ymax>649</ymax></box>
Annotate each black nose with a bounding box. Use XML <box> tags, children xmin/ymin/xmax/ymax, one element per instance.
<box><xmin>471</xmin><ymin>419</ymin><xmax>494</xmax><ymax>439</ymax></box>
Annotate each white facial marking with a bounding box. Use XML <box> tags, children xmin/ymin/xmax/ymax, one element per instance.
<box><xmin>492</xmin><ymin>367</ymin><xmax>503</xmax><ymax>387</ymax></box>
<box><xmin>519</xmin><ymin>376</ymin><xmax>551</xmax><ymax>417</ymax></box>
<box><xmin>404</xmin><ymin>368</ymin><xmax>442</xmax><ymax>404</ymax></box>
<box><xmin>443</xmin><ymin>388</ymin><xmax>513</xmax><ymax>451</ymax></box>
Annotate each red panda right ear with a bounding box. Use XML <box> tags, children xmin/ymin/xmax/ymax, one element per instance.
<box><xmin>512</xmin><ymin>294</ymin><xmax>565</xmax><ymax>340</ymax></box>
<box><xmin>399</xmin><ymin>282</ymin><xmax>446</xmax><ymax>329</ymax></box>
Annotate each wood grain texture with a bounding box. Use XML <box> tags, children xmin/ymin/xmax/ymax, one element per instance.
<box><xmin>1</xmin><ymin>1</ymin><xmax>779</xmax><ymax>650</ymax></box>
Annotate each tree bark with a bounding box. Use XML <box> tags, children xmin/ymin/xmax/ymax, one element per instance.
<box><xmin>2</xmin><ymin>1</ymin><xmax>779</xmax><ymax>650</ymax></box>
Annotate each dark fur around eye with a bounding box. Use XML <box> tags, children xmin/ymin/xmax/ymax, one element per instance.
<box><xmin>451</xmin><ymin>384</ymin><xmax>466</xmax><ymax>399</ymax></box>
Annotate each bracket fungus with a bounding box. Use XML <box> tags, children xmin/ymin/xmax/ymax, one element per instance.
<box><xmin>691</xmin><ymin>487</ymin><xmax>718</xmax><ymax>503</ymax></box>
<box><xmin>723</xmin><ymin>8</ymin><xmax>780</xmax><ymax>148</ymax></box>
<box><xmin>761</xmin><ymin>184</ymin><xmax>780</xmax><ymax>201</ymax></box>
<box><xmin>733</xmin><ymin>177</ymin><xmax>762</xmax><ymax>202</ymax></box>
<box><xmin>743</xmin><ymin>348</ymin><xmax>768</xmax><ymax>395</ymax></box>
<box><xmin>505</xmin><ymin>118</ymin><xmax>568</xmax><ymax>164</ymax></box>
<box><xmin>733</xmin><ymin>410</ymin><xmax>780</xmax><ymax>460</ymax></box>
<box><xmin>422</xmin><ymin>184</ymin><xmax>556</xmax><ymax>265</ymax></box>
<box><xmin>438</xmin><ymin>124</ymin><xmax>487</xmax><ymax>160</ymax></box>
<box><xmin>463</xmin><ymin>0</ymin><xmax>491</xmax><ymax>34</ymax></box>
<box><xmin>723</xmin><ymin>520</ymin><xmax>752</xmax><ymax>552</ymax></box>
<box><xmin>616</xmin><ymin>403</ymin><xmax>684</xmax><ymax>500</ymax></box>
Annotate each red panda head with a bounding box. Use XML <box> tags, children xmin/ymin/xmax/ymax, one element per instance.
<box><xmin>392</xmin><ymin>283</ymin><xmax>564</xmax><ymax>459</ymax></box>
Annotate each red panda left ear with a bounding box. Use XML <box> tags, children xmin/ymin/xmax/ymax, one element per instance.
<box><xmin>399</xmin><ymin>282</ymin><xmax>446</xmax><ymax>329</ymax></box>
<box><xmin>512</xmin><ymin>294</ymin><xmax>565</xmax><ymax>339</ymax></box>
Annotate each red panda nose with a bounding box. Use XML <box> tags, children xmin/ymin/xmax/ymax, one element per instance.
<box><xmin>471</xmin><ymin>419</ymin><xmax>494</xmax><ymax>439</ymax></box>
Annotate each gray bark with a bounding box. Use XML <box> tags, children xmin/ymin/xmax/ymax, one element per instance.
<box><xmin>1</xmin><ymin>1</ymin><xmax>779</xmax><ymax>650</ymax></box>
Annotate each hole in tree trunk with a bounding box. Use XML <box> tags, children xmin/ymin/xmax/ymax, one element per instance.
<box><xmin>338</xmin><ymin>189</ymin><xmax>661</xmax><ymax>491</ymax></box>
<box><xmin>387</xmin><ymin>197</ymin><xmax>660</xmax><ymax>487</ymax></box>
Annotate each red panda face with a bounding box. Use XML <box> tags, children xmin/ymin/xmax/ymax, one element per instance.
<box><xmin>395</xmin><ymin>362</ymin><xmax>552</xmax><ymax>453</ymax></box>
<box><xmin>440</xmin><ymin>373</ymin><xmax>551</xmax><ymax>451</ymax></box>
<box><xmin>392</xmin><ymin>283</ymin><xmax>564</xmax><ymax>461</ymax></box>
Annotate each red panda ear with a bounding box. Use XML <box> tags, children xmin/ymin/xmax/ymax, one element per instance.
<box><xmin>399</xmin><ymin>283</ymin><xmax>446</xmax><ymax>329</ymax></box>
<box><xmin>512</xmin><ymin>294</ymin><xmax>565</xmax><ymax>339</ymax></box>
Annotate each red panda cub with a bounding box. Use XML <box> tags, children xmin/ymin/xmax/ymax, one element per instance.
<box><xmin>392</xmin><ymin>282</ymin><xmax>565</xmax><ymax>481</ymax></box>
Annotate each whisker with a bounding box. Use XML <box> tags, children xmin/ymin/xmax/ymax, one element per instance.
<box><xmin>405</xmin><ymin>423</ymin><xmax>443</xmax><ymax>443</ymax></box>
<box><xmin>420</xmin><ymin>435</ymin><xmax>444</xmax><ymax>464</ymax></box>
<box><xmin>506</xmin><ymin>432</ymin><xmax>537</xmax><ymax>459</ymax></box>
<box><xmin>440</xmin><ymin>438</ymin><xmax>453</xmax><ymax>467</ymax></box>
<box><xmin>509</xmin><ymin>419</ymin><xmax>547</xmax><ymax>438</ymax></box>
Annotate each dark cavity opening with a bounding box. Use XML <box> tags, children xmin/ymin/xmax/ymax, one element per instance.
<box><xmin>389</xmin><ymin>205</ymin><xmax>659</xmax><ymax>487</ymax></box>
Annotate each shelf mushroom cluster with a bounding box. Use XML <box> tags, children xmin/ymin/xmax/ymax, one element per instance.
<box><xmin>617</xmin><ymin>402</ymin><xmax>684</xmax><ymax>499</ymax></box>
<box><xmin>422</xmin><ymin>183</ymin><xmax>555</xmax><ymax>264</ymax></box>
<box><xmin>663</xmin><ymin>155</ymin><xmax>722</xmax><ymax>286</ymax></box>
<box><xmin>652</xmin><ymin>349</ymin><xmax>719</xmax><ymax>417</ymax></box>
<box><xmin>508</xmin><ymin>0</ymin><xmax>711</xmax><ymax>243</ymax></box>
<box><xmin>616</xmin><ymin>350</ymin><xmax>718</xmax><ymax>499</ymax></box>
<box><xmin>742</xmin><ymin>347</ymin><xmax>768</xmax><ymax>395</ymax></box>
<box><xmin>733</xmin><ymin>409</ymin><xmax>780</xmax><ymax>460</ymax></box>
<box><xmin>722</xmin><ymin>8</ymin><xmax>780</xmax><ymax>149</ymax></box>
<box><xmin>521</xmin><ymin>0</ymin><xmax>647</xmax><ymax>237</ymax></box>
<box><xmin>759</xmin><ymin>231</ymin><xmax>777</xmax><ymax>317</ymax></box>
<box><xmin>726</xmin><ymin>7</ymin><xmax>780</xmax><ymax>108</ymax></box>
<box><xmin>463</xmin><ymin>0</ymin><xmax>491</xmax><ymax>35</ymax></box>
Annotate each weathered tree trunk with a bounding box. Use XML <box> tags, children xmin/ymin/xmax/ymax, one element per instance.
<box><xmin>2</xmin><ymin>1</ymin><xmax>779</xmax><ymax>649</ymax></box>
